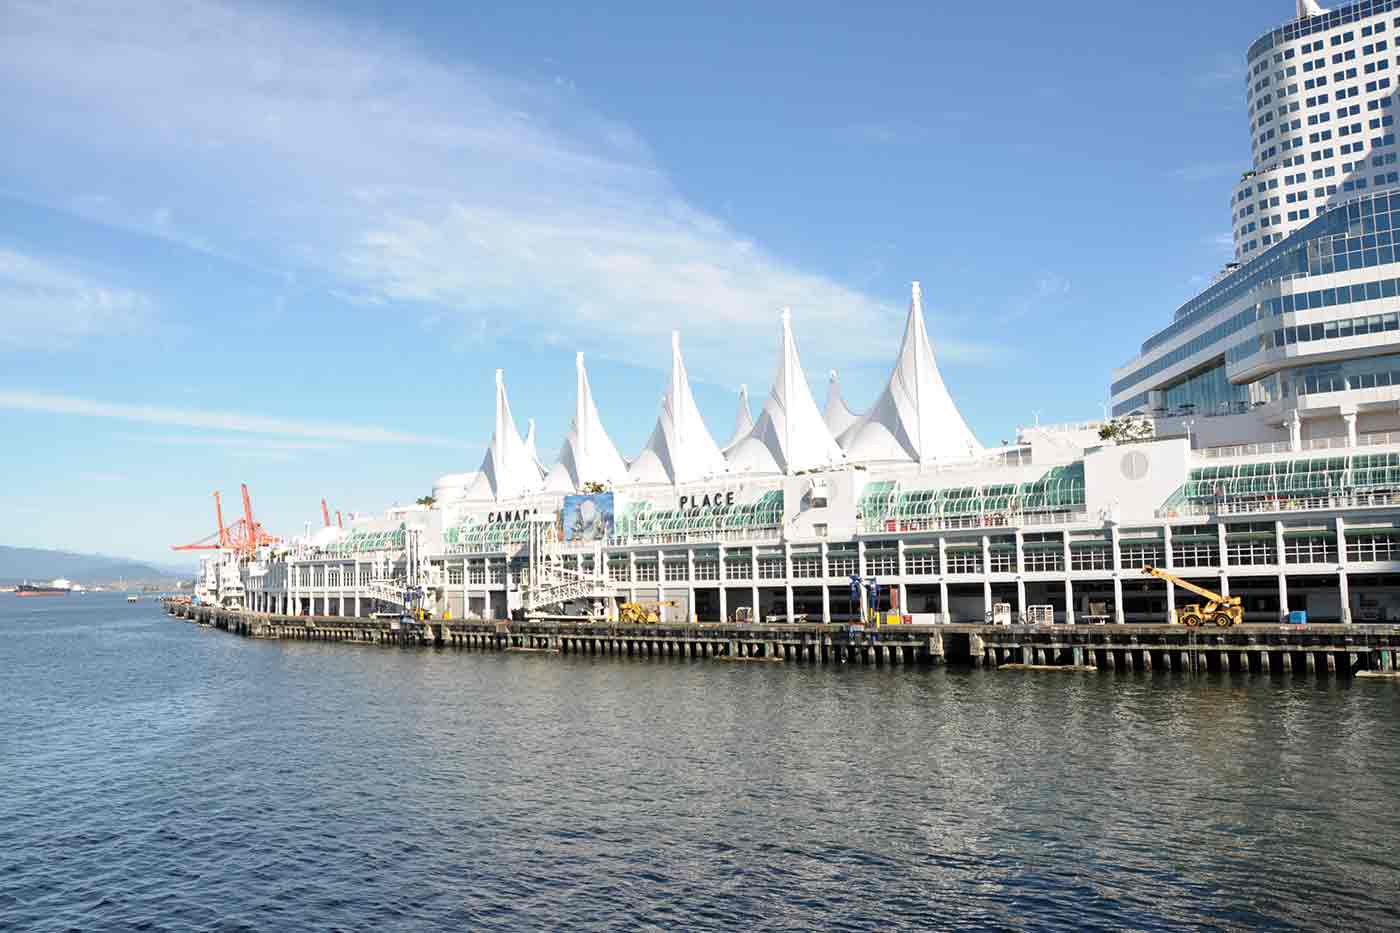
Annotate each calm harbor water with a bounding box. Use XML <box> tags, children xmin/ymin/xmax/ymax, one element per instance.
<box><xmin>2</xmin><ymin>596</ymin><xmax>1398</xmax><ymax>931</ymax></box>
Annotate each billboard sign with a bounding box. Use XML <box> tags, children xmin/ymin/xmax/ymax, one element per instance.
<box><xmin>562</xmin><ymin>493</ymin><xmax>615</xmax><ymax>542</ymax></box>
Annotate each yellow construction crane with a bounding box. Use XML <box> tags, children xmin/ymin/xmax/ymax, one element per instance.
<box><xmin>1141</xmin><ymin>566</ymin><xmax>1243</xmax><ymax>627</ymax></box>
<box><xmin>619</xmin><ymin>600</ymin><xmax>680</xmax><ymax>624</ymax></box>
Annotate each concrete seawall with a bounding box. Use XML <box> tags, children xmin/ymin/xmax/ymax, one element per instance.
<box><xmin>164</xmin><ymin>600</ymin><xmax>1400</xmax><ymax>677</ymax></box>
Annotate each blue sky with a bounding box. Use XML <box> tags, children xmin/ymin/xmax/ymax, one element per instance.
<box><xmin>1</xmin><ymin>0</ymin><xmax>1284</xmax><ymax>563</ymax></box>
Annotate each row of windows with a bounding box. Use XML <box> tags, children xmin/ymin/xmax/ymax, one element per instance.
<box><xmin>1249</xmin><ymin>1</ymin><xmax>1400</xmax><ymax>67</ymax></box>
<box><xmin>1126</xmin><ymin>193</ymin><xmax>1400</xmax><ymax>394</ymax></box>
<box><xmin>1261</xmin><ymin>309</ymin><xmax>1400</xmax><ymax>354</ymax></box>
<box><xmin>1294</xmin><ymin>350</ymin><xmax>1400</xmax><ymax>394</ymax></box>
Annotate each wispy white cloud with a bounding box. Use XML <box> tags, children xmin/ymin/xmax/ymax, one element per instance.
<box><xmin>77</xmin><ymin>471</ymin><xmax>127</xmax><ymax>483</ymax></box>
<box><xmin>139</xmin><ymin>434</ymin><xmax>343</xmax><ymax>452</ymax></box>
<box><xmin>1208</xmin><ymin>231</ymin><xmax>1236</xmax><ymax>257</ymax></box>
<box><xmin>1170</xmin><ymin>162</ymin><xmax>1239</xmax><ymax>183</ymax></box>
<box><xmin>1192</xmin><ymin>52</ymin><xmax>1245</xmax><ymax>89</ymax></box>
<box><xmin>0</xmin><ymin>248</ymin><xmax>150</xmax><ymax>347</ymax></box>
<box><xmin>0</xmin><ymin>390</ymin><xmax>466</xmax><ymax>447</ymax></box>
<box><xmin>0</xmin><ymin>0</ymin><xmax>991</xmax><ymax>380</ymax></box>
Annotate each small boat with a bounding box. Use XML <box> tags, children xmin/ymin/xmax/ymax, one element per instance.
<box><xmin>126</xmin><ymin>595</ymin><xmax>139</xmax><ymax>603</ymax></box>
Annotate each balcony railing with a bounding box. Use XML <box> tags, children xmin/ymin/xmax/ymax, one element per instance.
<box><xmin>861</xmin><ymin>510</ymin><xmax>1088</xmax><ymax>535</ymax></box>
<box><xmin>1161</xmin><ymin>491</ymin><xmax>1400</xmax><ymax>518</ymax></box>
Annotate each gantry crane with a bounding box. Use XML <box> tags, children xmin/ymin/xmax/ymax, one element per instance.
<box><xmin>1141</xmin><ymin>566</ymin><xmax>1243</xmax><ymax>627</ymax></box>
<box><xmin>172</xmin><ymin>484</ymin><xmax>279</xmax><ymax>557</ymax></box>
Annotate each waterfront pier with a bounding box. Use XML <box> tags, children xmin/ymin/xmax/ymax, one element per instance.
<box><xmin>164</xmin><ymin>600</ymin><xmax>1400</xmax><ymax>677</ymax></box>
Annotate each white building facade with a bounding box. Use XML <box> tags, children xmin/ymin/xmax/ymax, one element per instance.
<box><xmin>1235</xmin><ymin>0</ymin><xmax>1400</xmax><ymax>258</ymax></box>
<box><xmin>197</xmin><ymin>2</ymin><xmax>1400</xmax><ymax>628</ymax></box>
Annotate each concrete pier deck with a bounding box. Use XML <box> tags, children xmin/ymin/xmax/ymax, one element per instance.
<box><xmin>163</xmin><ymin>600</ymin><xmax>1400</xmax><ymax>677</ymax></box>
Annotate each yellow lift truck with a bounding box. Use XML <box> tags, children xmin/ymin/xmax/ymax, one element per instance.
<box><xmin>1141</xmin><ymin>566</ymin><xmax>1244</xmax><ymax>627</ymax></box>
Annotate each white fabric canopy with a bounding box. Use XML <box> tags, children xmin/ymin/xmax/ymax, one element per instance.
<box><xmin>545</xmin><ymin>352</ymin><xmax>631</xmax><ymax>492</ymax></box>
<box><xmin>838</xmin><ymin>282</ymin><xmax>982</xmax><ymax>465</ymax></box>
<box><xmin>723</xmin><ymin>384</ymin><xmax>754</xmax><ymax>453</ymax></box>
<box><xmin>463</xmin><ymin>369</ymin><xmax>545</xmax><ymax>501</ymax></box>
<box><xmin>628</xmin><ymin>332</ymin><xmax>729</xmax><ymax>485</ymax></box>
<box><xmin>824</xmin><ymin>370</ymin><xmax>861</xmax><ymax>443</ymax></box>
<box><xmin>726</xmin><ymin>309</ymin><xmax>844</xmax><ymax>475</ymax></box>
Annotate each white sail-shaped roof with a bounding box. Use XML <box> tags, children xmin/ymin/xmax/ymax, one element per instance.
<box><xmin>723</xmin><ymin>385</ymin><xmax>754</xmax><ymax>453</ymax></box>
<box><xmin>463</xmin><ymin>369</ymin><xmax>544</xmax><ymax>501</ymax></box>
<box><xmin>629</xmin><ymin>332</ymin><xmax>729</xmax><ymax>485</ymax></box>
<box><xmin>1298</xmin><ymin>0</ymin><xmax>1326</xmax><ymax>18</ymax></box>
<box><xmin>824</xmin><ymin>370</ymin><xmax>860</xmax><ymax>442</ymax></box>
<box><xmin>838</xmin><ymin>282</ymin><xmax>982</xmax><ymax>465</ymax></box>
<box><xmin>524</xmin><ymin>419</ymin><xmax>548</xmax><ymax>475</ymax></box>
<box><xmin>726</xmin><ymin>309</ymin><xmax>845</xmax><ymax>475</ymax></box>
<box><xmin>544</xmin><ymin>352</ymin><xmax>631</xmax><ymax>492</ymax></box>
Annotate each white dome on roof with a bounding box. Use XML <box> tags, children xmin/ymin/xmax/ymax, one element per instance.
<box><xmin>310</xmin><ymin>525</ymin><xmax>343</xmax><ymax>547</ymax></box>
<box><xmin>433</xmin><ymin>472</ymin><xmax>478</xmax><ymax>502</ymax></box>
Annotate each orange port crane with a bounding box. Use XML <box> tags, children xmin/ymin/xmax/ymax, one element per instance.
<box><xmin>172</xmin><ymin>484</ymin><xmax>280</xmax><ymax>557</ymax></box>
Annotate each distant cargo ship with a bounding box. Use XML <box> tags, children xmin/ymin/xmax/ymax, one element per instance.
<box><xmin>15</xmin><ymin>580</ymin><xmax>72</xmax><ymax>597</ymax></box>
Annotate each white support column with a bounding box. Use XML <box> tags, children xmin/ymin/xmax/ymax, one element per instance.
<box><xmin>1343</xmin><ymin>409</ymin><xmax>1358</xmax><ymax>448</ymax></box>
<box><xmin>1278</xmin><ymin>572</ymin><xmax>1290</xmax><ymax>621</ymax></box>
<box><xmin>857</xmin><ymin>539</ymin><xmax>867</xmax><ymax>578</ymax></box>
<box><xmin>1113</xmin><ymin>576</ymin><xmax>1125</xmax><ymax>625</ymax></box>
<box><xmin>820</xmin><ymin>541</ymin><xmax>831</xmax><ymax>624</ymax></box>
<box><xmin>938</xmin><ymin>537</ymin><xmax>949</xmax><ymax>622</ymax></box>
<box><xmin>1339</xmin><ymin>569</ymin><xmax>1352</xmax><ymax>624</ymax></box>
<box><xmin>981</xmin><ymin>533</ymin><xmax>994</xmax><ymax>622</ymax></box>
<box><xmin>1215</xmin><ymin>522</ymin><xmax>1231</xmax><ymax>603</ymax></box>
<box><xmin>687</xmin><ymin>546</ymin><xmax>696</xmax><ymax>622</ymax></box>
<box><xmin>1337</xmin><ymin>514</ymin><xmax>1351</xmax><ymax>624</ymax></box>
<box><xmin>751</xmin><ymin>584</ymin><xmax>760</xmax><ymax>622</ymax></box>
<box><xmin>783</xmin><ymin>541</ymin><xmax>795</xmax><ymax>623</ymax></box>
<box><xmin>1014</xmin><ymin>528</ymin><xmax>1025</xmax><ymax>621</ymax></box>
<box><xmin>656</xmin><ymin>549</ymin><xmax>664</xmax><ymax>604</ymax></box>
<box><xmin>1064</xmin><ymin>578</ymin><xmax>1075</xmax><ymax>625</ymax></box>
<box><xmin>719</xmin><ymin>583</ymin><xmax>728</xmax><ymax>623</ymax></box>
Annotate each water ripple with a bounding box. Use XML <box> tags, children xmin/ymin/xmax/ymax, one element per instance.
<box><xmin>2</xmin><ymin>598</ymin><xmax>1398</xmax><ymax>931</ymax></box>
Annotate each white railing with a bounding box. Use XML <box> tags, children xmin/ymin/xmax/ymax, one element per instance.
<box><xmin>861</xmin><ymin>510</ymin><xmax>1088</xmax><ymax>535</ymax></box>
<box><xmin>1198</xmin><ymin>440</ymin><xmax>1293</xmax><ymax>459</ymax></box>
<box><xmin>1019</xmin><ymin>420</ymin><xmax>1104</xmax><ymax>434</ymax></box>
<box><xmin>612</xmin><ymin>526</ymin><xmax>782</xmax><ymax>547</ymax></box>
<box><xmin>1160</xmin><ymin>491</ymin><xmax>1400</xmax><ymax>518</ymax></box>
<box><xmin>1198</xmin><ymin>433</ymin><xmax>1400</xmax><ymax>460</ymax></box>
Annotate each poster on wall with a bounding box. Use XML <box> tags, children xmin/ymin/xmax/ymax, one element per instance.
<box><xmin>562</xmin><ymin>493</ymin><xmax>615</xmax><ymax>542</ymax></box>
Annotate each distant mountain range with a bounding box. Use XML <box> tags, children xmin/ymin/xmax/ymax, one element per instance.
<box><xmin>0</xmin><ymin>546</ymin><xmax>194</xmax><ymax>585</ymax></box>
